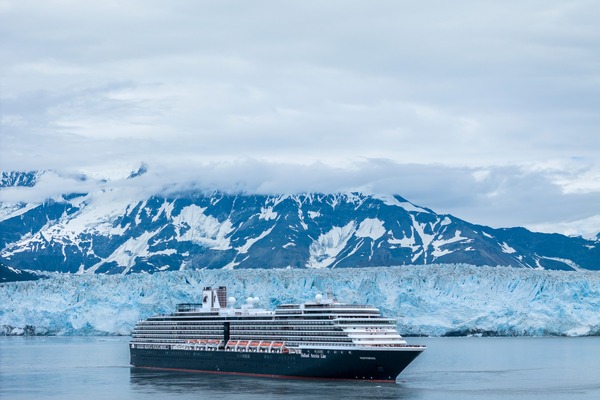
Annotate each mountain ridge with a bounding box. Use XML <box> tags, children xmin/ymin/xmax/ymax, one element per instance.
<box><xmin>1</xmin><ymin>170</ymin><xmax>598</xmax><ymax>276</ymax></box>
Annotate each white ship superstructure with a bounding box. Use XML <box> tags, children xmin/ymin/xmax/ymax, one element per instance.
<box><xmin>131</xmin><ymin>287</ymin><xmax>411</xmax><ymax>353</ymax></box>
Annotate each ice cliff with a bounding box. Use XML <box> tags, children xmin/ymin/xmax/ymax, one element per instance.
<box><xmin>1</xmin><ymin>264</ymin><xmax>599</xmax><ymax>337</ymax></box>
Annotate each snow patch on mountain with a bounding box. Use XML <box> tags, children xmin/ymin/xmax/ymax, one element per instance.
<box><xmin>410</xmin><ymin>216</ymin><xmax>435</xmax><ymax>255</ymax></box>
<box><xmin>59</xmin><ymin>199</ymin><xmax>131</xmax><ymax>240</ymax></box>
<box><xmin>0</xmin><ymin>202</ymin><xmax>41</xmax><ymax>222</ymax></box>
<box><xmin>432</xmin><ymin>230</ymin><xmax>470</xmax><ymax>258</ymax></box>
<box><xmin>307</xmin><ymin>222</ymin><xmax>357</xmax><ymax>268</ymax></box>
<box><xmin>355</xmin><ymin>218</ymin><xmax>386</xmax><ymax>240</ymax></box>
<box><xmin>440</xmin><ymin>216</ymin><xmax>452</xmax><ymax>226</ymax></box>
<box><xmin>152</xmin><ymin>200</ymin><xmax>175</xmax><ymax>222</ymax></box>
<box><xmin>308</xmin><ymin>211</ymin><xmax>321</xmax><ymax>219</ymax></box>
<box><xmin>87</xmin><ymin>229</ymin><xmax>175</xmax><ymax>274</ymax></box>
<box><xmin>388</xmin><ymin>231</ymin><xmax>421</xmax><ymax>263</ymax></box>
<box><xmin>501</xmin><ymin>242</ymin><xmax>517</xmax><ymax>254</ymax></box>
<box><xmin>173</xmin><ymin>205</ymin><xmax>233</xmax><ymax>250</ymax></box>
<box><xmin>259</xmin><ymin>207</ymin><xmax>277</xmax><ymax>221</ymax></box>
<box><xmin>372</xmin><ymin>194</ymin><xmax>428</xmax><ymax>213</ymax></box>
<box><xmin>538</xmin><ymin>255</ymin><xmax>583</xmax><ymax>271</ymax></box>
<box><xmin>237</xmin><ymin>226</ymin><xmax>275</xmax><ymax>254</ymax></box>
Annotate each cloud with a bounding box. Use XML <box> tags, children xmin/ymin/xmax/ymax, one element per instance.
<box><xmin>1</xmin><ymin>1</ymin><xmax>599</xmax><ymax>236</ymax></box>
<box><xmin>2</xmin><ymin>160</ymin><xmax>598</xmax><ymax>238</ymax></box>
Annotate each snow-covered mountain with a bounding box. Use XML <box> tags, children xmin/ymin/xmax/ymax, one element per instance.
<box><xmin>1</xmin><ymin>170</ymin><xmax>599</xmax><ymax>275</ymax></box>
<box><xmin>2</xmin><ymin>265</ymin><xmax>599</xmax><ymax>336</ymax></box>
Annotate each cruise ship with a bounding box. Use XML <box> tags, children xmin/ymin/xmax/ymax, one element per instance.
<box><xmin>129</xmin><ymin>286</ymin><xmax>425</xmax><ymax>382</ymax></box>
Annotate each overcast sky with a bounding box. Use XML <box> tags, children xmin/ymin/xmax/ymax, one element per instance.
<box><xmin>1</xmin><ymin>0</ymin><xmax>599</xmax><ymax>237</ymax></box>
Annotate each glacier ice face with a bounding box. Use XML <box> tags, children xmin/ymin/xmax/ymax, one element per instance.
<box><xmin>1</xmin><ymin>264</ymin><xmax>600</xmax><ymax>337</ymax></box>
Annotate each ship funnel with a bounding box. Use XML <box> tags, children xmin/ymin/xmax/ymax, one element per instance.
<box><xmin>202</xmin><ymin>286</ymin><xmax>228</xmax><ymax>309</ymax></box>
<box><xmin>216</xmin><ymin>286</ymin><xmax>227</xmax><ymax>308</ymax></box>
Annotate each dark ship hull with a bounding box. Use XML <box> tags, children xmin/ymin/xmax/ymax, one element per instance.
<box><xmin>130</xmin><ymin>346</ymin><xmax>423</xmax><ymax>382</ymax></box>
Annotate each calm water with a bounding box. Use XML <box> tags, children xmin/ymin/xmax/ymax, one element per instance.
<box><xmin>1</xmin><ymin>336</ymin><xmax>599</xmax><ymax>400</ymax></box>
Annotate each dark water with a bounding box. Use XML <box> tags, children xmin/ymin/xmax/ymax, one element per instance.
<box><xmin>1</xmin><ymin>336</ymin><xmax>599</xmax><ymax>399</ymax></box>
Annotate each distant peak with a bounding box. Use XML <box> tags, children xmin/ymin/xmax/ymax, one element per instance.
<box><xmin>0</xmin><ymin>170</ymin><xmax>46</xmax><ymax>188</ymax></box>
<box><xmin>128</xmin><ymin>162</ymin><xmax>149</xmax><ymax>179</ymax></box>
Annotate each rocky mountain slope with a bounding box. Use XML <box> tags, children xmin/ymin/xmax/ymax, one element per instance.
<box><xmin>1</xmin><ymin>171</ymin><xmax>598</xmax><ymax>275</ymax></box>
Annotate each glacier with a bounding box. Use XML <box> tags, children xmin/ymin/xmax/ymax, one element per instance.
<box><xmin>1</xmin><ymin>264</ymin><xmax>600</xmax><ymax>337</ymax></box>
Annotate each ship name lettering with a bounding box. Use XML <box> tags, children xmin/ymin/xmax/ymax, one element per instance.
<box><xmin>300</xmin><ymin>353</ymin><xmax>326</xmax><ymax>359</ymax></box>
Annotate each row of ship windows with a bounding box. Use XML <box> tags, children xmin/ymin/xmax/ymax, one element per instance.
<box><xmin>134</xmin><ymin>327</ymin><xmax>393</xmax><ymax>335</ymax></box>
<box><xmin>146</xmin><ymin>320</ymin><xmax>337</xmax><ymax>325</ymax></box>
<box><xmin>279</xmin><ymin>310</ymin><xmax>380</xmax><ymax>314</ymax></box>
<box><xmin>134</xmin><ymin>328</ymin><xmax>345</xmax><ymax>334</ymax></box>
<box><xmin>134</xmin><ymin>336</ymin><xmax>398</xmax><ymax>343</ymax></box>
<box><xmin>133</xmin><ymin>333</ymin><xmax>398</xmax><ymax>343</ymax></box>
<box><xmin>234</xmin><ymin>326</ymin><xmax>342</xmax><ymax>331</ymax></box>
<box><xmin>134</xmin><ymin>332</ymin><xmax>397</xmax><ymax>341</ymax></box>
<box><xmin>134</xmin><ymin>333</ymin><xmax>352</xmax><ymax>340</ymax></box>
<box><xmin>135</xmin><ymin>328</ymin><xmax>347</xmax><ymax>334</ymax></box>
<box><xmin>175</xmin><ymin>308</ymin><xmax>379</xmax><ymax>314</ymax></box>
<box><xmin>137</xmin><ymin>324</ymin><xmax>343</xmax><ymax>330</ymax></box>
<box><xmin>134</xmin><ymin>340</ymin><xmax>393</xmax><ymax>350</ymax></box>
<box><xmin>133</xmin><ymin>335</ymin><xmax>354</xmax><ymax>342</ymax></box>
<box><xmin>155</xmin><ymin>316</ymin><xmax>335</xmax><ymax>321</ymax></box>
<box><xmin>140</xmin><ymin>320</ymin><xmax>394</xmax><ymax>327</ymax></box>
<box><xmin>134</xmin><ymin>338</ymin><xmax>355</xmax><ymax>345</ymax></box>
<box><xmin>134</xmin><ymin>330</ymin><xmax>347</xmax><ymax>336</ymax></box>
<box><xmin>278</xmin><ymin>303</ymin><xmax>375</xmax><ymax>308</ymax></box>
<box><xmin>151</xmin><ymin>315</ymin><xmax>385</xmax><ymax>322</ymax></box>
<box><xmin>134</xmin><ymin>330</ymin><xmax>348</xmax><ymax>336</ymax></box>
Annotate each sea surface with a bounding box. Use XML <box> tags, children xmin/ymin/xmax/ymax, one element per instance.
<box><xmin>1</xmin><ymin>336</ymin><xmax>599</xmax><ymax>400</ymax></box>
